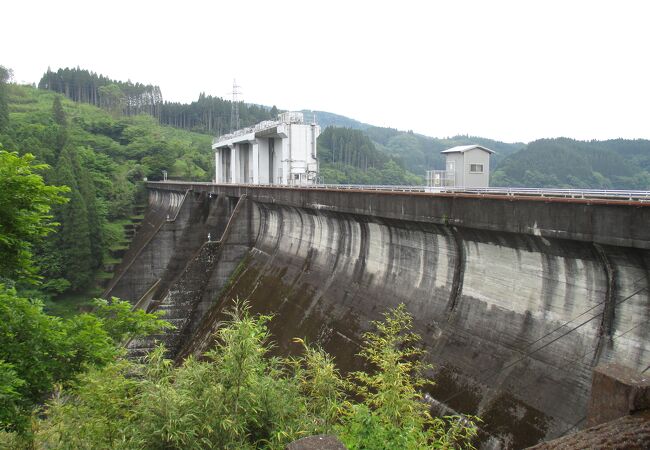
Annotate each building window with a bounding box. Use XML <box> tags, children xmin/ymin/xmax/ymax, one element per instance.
<box><xmin>469</xmin><ymin>164</ymin><xmax>484</xmax><ymax>173</ymax></box>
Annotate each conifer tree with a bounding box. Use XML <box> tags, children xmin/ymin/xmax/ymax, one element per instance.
<box><xmin>48</xmin><ymin>147</ymin><xmax>94</xmax><ymax>290</ymax></box>
<box><xmin>0</xmin><ymin>66</ymin><xmax>11</xmax><ymax>132</ymax></box>
<box><xmin>75</xmin><ymin>153</ymin><xmax>103</xmax><ymax>270</ymax></box>
<box><xmin>51</xmin><ymin>96</ymin><xmax>67</xmax><ymax>155</ymax></box>
<box><xmin>52</xmin><ymin>96</ymin><xmax>66</xmax><ymax>126</ymax></box>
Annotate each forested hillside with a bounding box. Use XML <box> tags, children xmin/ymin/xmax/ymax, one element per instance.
<box><xmin>325</xmin><ymin>123</ymin><xmax>650</xmax><ymax>190</ymax></box>
<box><xmin>0</xmin><ymin>78</ymin><xmax>214</xmax><ymax>302</ymax></box>
<box><xmin>36</xmin><ymin>67</ymin><xmax>650</xmax><ymax>190</ymax></box>
<box><xmin>492</xmin><ymin>138</ymin><xmax>650</xmax><ymax>189</ymax></box>
<box><xmin>304</xmin><ymin>111</ymin><xmax>525</xmax><ymax>180</ymax></box>
<box><xmin>40</xmin><ymin>67</ymin><xmax>276</xmax><ymax>134</ymax></box>
<box><xmin>365</xmin><ymin>127</ymin><xmax>525</xmax><ymax>176</ymax></box>
<box><xmin>302</xmin><ymin>109</ymin><xmax>371</xmax><ymax>130</ymax></box>
<box><xmin>39</xmin><ymin>68</ymin><xmax>163</xmax><ymax>117</ymax></box>
<box><xmin>317</xmin><ymin>127</ymin><xmax>421</xmax><ymax>185</ymax></box>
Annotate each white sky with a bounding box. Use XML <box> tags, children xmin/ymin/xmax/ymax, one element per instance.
<box><xmin>3</xmin><ymin>0</ymin><xmax>649</xmax><ymax>143</ymax></box>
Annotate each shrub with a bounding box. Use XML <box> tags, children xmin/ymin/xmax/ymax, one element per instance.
<box><xmin>32</xmin><ymin>302</ymin><xmax>480</xmax><ymax>449</ymax></box>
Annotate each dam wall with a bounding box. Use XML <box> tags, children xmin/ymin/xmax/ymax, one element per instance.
<box><xmin>149</xmin><ymin>182</ymin><xmax>650</xmax><ymax>250</ymax></box>
<box><xmin>109</xmin><ymin>184</ymin><xmax>650</xmax><ymax>448</ymax></box>
<box><xmin>103</xmin><ymin>188</ymin><xmax>186</xmax><ymax>298</ymax></box>
<box><xmin>105</xmin><ymin>190</ymin><xmax>236</xmax><ymax>303</ymax></box>
<box><xmin>126</xmin><ymin>195</ymin><xmax>256</xmax><ymax>359</ymax></box>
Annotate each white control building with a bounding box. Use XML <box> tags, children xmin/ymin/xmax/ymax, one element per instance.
<box><xmin>213</xmin><ymin>112</ymin><xmax>320</xmax><ymax>185</ymax></box>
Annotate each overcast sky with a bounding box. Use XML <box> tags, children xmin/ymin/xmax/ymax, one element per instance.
<box><xmin>4</xmin><ymin>0</ymin><xmax>649</xmax><ymax>143</ymax></box>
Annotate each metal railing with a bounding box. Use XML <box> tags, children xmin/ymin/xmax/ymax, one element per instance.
<box><xmin>212</xmin><ymin>112</ymin><xmax>306</xmax><ymax>145</ymax></box>
<box><xmin>304</xmin><ymin>185</ymin><xmax>650</xmax><ymax>201</ymax></box>
<box><xmin>149</xmin><ymin>181</ymin><xmax>650</xmax><ymax>202</ymax></box>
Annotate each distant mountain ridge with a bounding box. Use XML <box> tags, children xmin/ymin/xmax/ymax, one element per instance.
<box><xmin>302</xmin><ymin>109</ymin><xmax>525</xmax><ymax>175</ymax></box>
<box><xmin>492</xmin><ymin>137</ymin><xmax>650</xmax><ymax>189</ymax></box>
<box><xmin>35</xmin><ymin>67</ymin><xmax>650</xmax><ymax>190</ymax></box>
<box><xmin>302</xmin><ymin>109</ymin><xmax>650</xmax><ymax>190</ymax></box>
<box><xmin>302</xmin><ymin>109</ymin><xmax>371</xmax><ymax>130</ymax></box>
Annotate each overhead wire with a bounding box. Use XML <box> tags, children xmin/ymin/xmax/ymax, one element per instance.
<box><xmin>522</xmin><ymin>317</ymin><xmax>648</xmax><ymax>438</ymax></box>
<box><xmin>439</xmin><ymin>294</ymin><xmax>649</xmax><ymax>443</ymax></box>
<box><xmin>441</xmin><ymin>285</ymin><xmax>648</xmax><ymax>405</ymax></box>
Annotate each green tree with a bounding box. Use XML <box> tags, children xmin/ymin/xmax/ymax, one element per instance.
<box><xmin>92</xmin><ymin>297</ymin><xmax>171</xmax><ymax>344</ymax></box>
<box><xmin>74</xmin><ymin>150</ymin><xmax>103</xmax><ymax>270</ymax></box>
<box><xmin>0</xmin><ymin>66</ymin><xmax>10</xmax><ymax>132</ymax></box>
<box><xmin>31</xmin><ymin>302</ymin><xmax>480</xmax><ymax>449</ymax></box>
<box><xmin>337</xmin><ymin>304</ymin><xmax>480</xmax><ymax>449</ymax></box>
<box><xmin>0</xmin><ymin>359</ymin><xmax>24</xmax><ymax>432</ymax></box>
<box><xmin>98</xmin><ymin>83</ymin><xmax>125</xmax><ymax>116</ymax></box>
<box><xmin>52</xmin><ymin>95</ymin><xmax>66</xmax><ymax>126</ymax></box>
<box><xmin>33</xmin><ymin>360</ymin><xmax>140</xmax><ymax>449</ymax></box>
<box><xmin>0</xmin><ymin>286</ymin><xmax>168</xmax><ymax>433</ymax></box>
<box><xmin>48</xmin><ymin>146</ymin><xmax>94</xmax><ymax>290</ymax></box>
<box><xmin>0</xmin><ymin>149</ymin><xmax>68</xmax><ymax>282</ymax></box>
<box><xmin>41</xmin><ymin>145</ymin><xmax>104</xmax><ymax>288</ymax></box>
<box><xmin>52</xmin><ymin>96</ymin><xmax>68</xmax><ymax>154</ymax></box>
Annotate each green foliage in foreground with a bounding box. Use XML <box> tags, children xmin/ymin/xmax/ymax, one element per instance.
<box><xmin>0</xmin><ymin>286</ymin><xmax>169</xmax><ymax>433</ymax></box>
<box><xmin>338</xmin><ymin>305</ymin><xmax>480</xmax><ymax>449</ymax></box>
<box><xmin>0</xmin><ymin>150</ymin><xmax>69</xmax><ymax>283</ymax></box>
<box><xmin>16</xmin><ymin>303</ymin><xmax>479</xmax><ymax>450</ymax></box>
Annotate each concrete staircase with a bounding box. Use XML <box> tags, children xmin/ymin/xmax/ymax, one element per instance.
<box><xmin>97</xmin><ymin>206</ymin><xmax>146</xmax><ymax>291</ymax></box>
<box><xmin>125</xmin><ymin>194</ymin><xmax>250</xmax><ymax>360</ymax></box>
<box><xmin>126</xmin><ymin>242</ymin><xmax>222</xmax><ymax>359</ymax></box>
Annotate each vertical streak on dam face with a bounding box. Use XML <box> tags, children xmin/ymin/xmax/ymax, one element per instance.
<box><xmin>598</xmin><ymin>245</ymin><xmax>650</xmax><ymax>370</ymax></box>
<box><xmin>119</xmin><ymin>186</ymin><xmax>650</xmax><ymax>448</ymax></box>
<box><xmin>447</xmin><ymin>227</ymin><xmax>465</xmax><ymax>311</ymax></box>
<box><xmin>443</xmin><ymin>230</ymin><xmax>609</xmax><ymax>445</ymax></box>
<box><xmin>202</xmin><ymin>201</ymin><xmax>649</xmax><ymax>447</ymax></box>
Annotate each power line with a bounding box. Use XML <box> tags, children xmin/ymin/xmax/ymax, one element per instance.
<box><xmin>441</xmin><ymin>286</ymin><xmax>648</xmax><ymax>405</ymax></box>
<box><xmin>529</xmin><ymin>316</ymin><xmax>648</xmax><ymax>439</ymax></box>
<box><xmin>556</xmin><ymin>415</ymin><xmax>587</xmax><ymax>439</ymax></box>
<box><xmin>515</xmin><ymin>317</ymin><xmax>647</xmax><ymax>431</ymax></box>
<box><xmin>440</xmin><ymin>309</ymin><xmax>649</xmax><ymax>443</ymax></box>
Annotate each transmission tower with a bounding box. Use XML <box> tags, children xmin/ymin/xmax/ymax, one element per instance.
<box><xmin>230</xmin><ymin>79</ymin><xmax>242</xmax><ymax>132</ymax></box>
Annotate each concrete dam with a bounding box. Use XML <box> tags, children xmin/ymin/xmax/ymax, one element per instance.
<box><xmin>104</xmin><ymin>182</ymin><xmax>650</xmax><ymax>448</ymax></box>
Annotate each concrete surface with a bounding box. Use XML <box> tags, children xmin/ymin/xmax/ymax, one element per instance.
<box><xmin>106</xmin><ymin>184</ymin><xmax>650</xmax><ymax>448</ymax></box>
<box><xmin>586</xmin><ymin>363</ymin><xmax>650</xmax><ymax>427</ymax></box>
<box><xmin>526</xmin><ymin>410</ymin><xmax>650</xmax><ymax>450</ymax></box>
